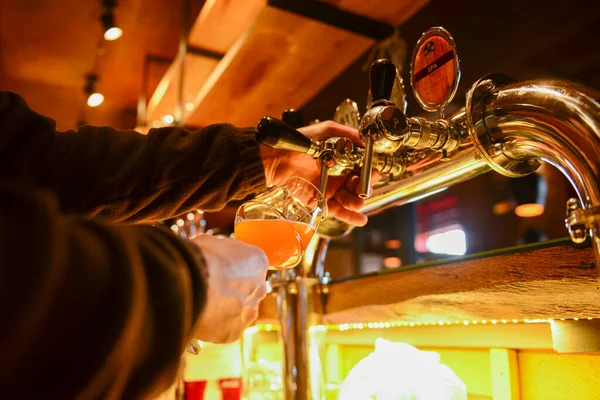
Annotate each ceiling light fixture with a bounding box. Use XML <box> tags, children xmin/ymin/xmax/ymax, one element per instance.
<box><xmin>100</xmin><ymin>0</ymin><xmax>122</xmax><ymax>41</ymax></box>
<box><xmin>85</xmin><ymin>74</ymin><xmax>104</xmax><ymax>107</ymax></box>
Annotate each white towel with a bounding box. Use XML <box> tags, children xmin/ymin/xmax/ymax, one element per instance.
<box><xmin>338</xmin><ymin>338</ymin><xmax>467</xmax><ymax>400</ymax></box>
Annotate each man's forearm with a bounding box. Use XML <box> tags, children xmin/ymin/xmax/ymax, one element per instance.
<box><xmin>0</xmin><ymin>91</ymin><xmax>266</xmax><ymax>222</ymax></box>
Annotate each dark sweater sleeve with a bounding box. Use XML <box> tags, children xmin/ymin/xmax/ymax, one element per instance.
<box><xmin>0</xmin><ymin>91</ymin><xmax>266</xmax><ymax>223</ymax></box>
<box><xmin>0</xmin><ymin>180</ymin><xmax>208</xmax><ymax>399</ymax></box>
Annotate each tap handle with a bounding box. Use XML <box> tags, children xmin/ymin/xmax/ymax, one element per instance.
<box><xmin>369</xmin><ymin>59</ymin><xmax>397</xmax><ymax>103</ymax></box>
<box><xmin>281</xmin><ymin>109</ymin><xmax>305</xmax><ymax>129</ymax></box>
<box><xmin>256</xmin><ymin>116</ymin><xmax>313</xmax><ymax>154</ymax></box>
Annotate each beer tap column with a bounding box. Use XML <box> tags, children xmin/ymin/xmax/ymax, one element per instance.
<box><xmin>358</xmin><ymin>59</ymin><xmax>409</xmax><ymax>198</ymax></box>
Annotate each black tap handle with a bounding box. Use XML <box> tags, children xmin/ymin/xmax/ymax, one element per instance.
<box><xmin>281</xmin><ymin>109</ymin><xmax>305</xmax><ymax>129</ymax></box>
<box><xmin>256</xmin><ymin>116</ymin><xmax>313</xmax><ymax>154</ymax></box>
<box><xmin>369</xmin><ymin>59</ymin><xmax>397</xmax><ymax>103</ymax></box>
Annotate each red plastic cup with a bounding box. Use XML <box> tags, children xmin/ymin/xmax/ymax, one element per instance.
<box><xmin>184</xmin><ymin>380</ymin><xmax>208</xmax><ymax>400</ymax></box>
<box><xmin>219</xmin><ymin>377</ymin><xmax>242</xmax><ymax>400</ymax></box>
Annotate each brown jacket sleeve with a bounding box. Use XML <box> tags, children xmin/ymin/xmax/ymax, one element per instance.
<box><xmin>0</xmin><ymin>91</ymin><xmax>267</xmax><ymax>223</ymax></box>
<box><xmin>0</xmin><ymin>181</ymin><xmax>206</xmax><ymax>399</ymax></box>
<box><xmin>0</xmin><ymin>91</ymin><xmax>267</xmax><ymax>398</ymax></box>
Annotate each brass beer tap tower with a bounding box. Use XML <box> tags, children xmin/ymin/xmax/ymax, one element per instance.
<box><xmin>254</xmin><ymin>27</ymin><xmax>600</xmax><ymax>399</ymax></box>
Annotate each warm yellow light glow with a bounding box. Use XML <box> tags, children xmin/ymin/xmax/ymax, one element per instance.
<box><xmin>426</xmin><ymin>228</ymin><xmax>466</xmax><ymax>255</ymax></box>
<box><xmin>492</xmin><ymin>200</ymin><xmax>515</xmax><ymax>215</ymax></box>
<box><xmin>185</xmin><ymin>101</ymin><xmax>195</xmax><ymax>111</ymax></box>
<box><xmin>104</xmin><ymin>27</ymin><xmax>123</xmax><ymax>41</ymax></box>
<box><xmin>241</xmin><ymin>318</ymin><xmax>594</xmax><ymax>337</ymax></box>
<box><xmin>384</xmin><ymin>239</ymin><xmax>402</xmax><ymax>249</ymax></box>
<box><xmin>87</xmin><ymin>92</ymin><xmax>104</xmax><ymax>107</ymax></box>
<box><xmin>383</xmin><ymin>257</ymin><xmax>402</xmax><ymax>269</ymax></box>
<box><xmin>515</xmin><ymin>203</ymin><xmax>545</xmax><ymax>218</ymax></box>
<box><xmin>161</xmin><ymin>114</ymin><xmax>174</xmax><ymax>125</ymax></box>
<box><xmin>176</xmin><ymin>219</ymin><xmax>184</xmax><ymax>227</ymax></box>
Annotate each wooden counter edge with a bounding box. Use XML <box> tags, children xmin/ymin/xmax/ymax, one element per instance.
<box><xmin>257</xmin><ymin>240</ymin><xmax>598</xmax><ymax>323</ymax></box>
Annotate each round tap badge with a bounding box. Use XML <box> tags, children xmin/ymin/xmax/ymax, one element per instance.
<box><xmin>410</xmin><ymin>27</ymin><xmax>460</xmax><ymax>114</ymax></box>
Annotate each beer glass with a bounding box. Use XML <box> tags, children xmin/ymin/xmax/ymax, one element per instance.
<box><xmin>234</xmin><ymin>177</ymin><xmax>326</xmax><ymax>269</ymax></box>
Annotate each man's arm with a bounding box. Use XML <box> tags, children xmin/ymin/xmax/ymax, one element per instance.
<box><xmin>0</xmin><ymin>91</ymin><xmax>266</xmax><ymax>223</ymax></box>
<box><xmin>0</xmin><ymin>180</ymin><xmax>207</xmax><ymax>399</ymax></box>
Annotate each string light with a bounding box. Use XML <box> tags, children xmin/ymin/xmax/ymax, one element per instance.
<box><xmin>242</xmin><ymin>317</ymin><xmax>596</xmax><ymax>337</ymax></box>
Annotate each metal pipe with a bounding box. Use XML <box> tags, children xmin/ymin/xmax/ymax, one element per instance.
<box><xmin>363</xmin><ymin>144</ymin><xmax>489</xmax><ymax>214</ymax></box>
<box><xmin>359</xmin><ymin>135</ymin><xmax>374</xmax><ymax>199</ymax></box>
<box><xmin>358</xmin><ymin>79</ymin><xmax>600</xmax><ymax>270</ymax></box>
<box><xmin>481</xmin><ymin>80</ymin><xmax>600</xmax><ymax>207</ymax></box>
<box><xmin>361</xmin><ymin>109</ymin><xmax>490</xmax><ymax>214</ymax></box>
<box><xmin>275</xmin><ymin>78</ymin><xmax>600</xmax><ymax>400</ymax></box>
<box><xmin>276</xmin><ymin>236</ymin><xmax>329</xmax><ymax>400</ymax></box>
<box><xmin>478</xmin><ymin>79</ymin><xmax>600</xmax><ymax>267</ymax></box>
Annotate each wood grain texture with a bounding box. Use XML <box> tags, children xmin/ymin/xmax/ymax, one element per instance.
<box><xmin>144</xmin><ymin>0</ymin><xmax>265</xmax><ymax>124</ymax></box>
<box><xmin>145</xmin><ymin>54</ymin><xmax>219</xmax><ymax>122</ymax></box>
<box><xmin>257</xmin><ymin>242</ymin><xmax>598</xmax><ymax>324</ymax></box>
<box><xmin>490</xmin><ymin>348</ymin><xmax>520</xmax><ymax>400</ymax></box>
<box><xmin>188</xmin><ymin>0</ymin><xmax>266</xmax><ymax>54</ymax></box>
<box><xmin>318</xmin><ymin>0</ymin><xmax>430</xmax><ymax>26</ymax></box>
<box><xmin>518</xmin><ymin>351</ymin><xmax>600</xmax><ymax>400</ymax></box>
<box><xmin>324</xmin><ymin>243</ymin><xmax>598</xmax><ymax>324</ymax></box>
<box><xmin>184</xmin><ymin>6</ymin><xmax>374</xmax><ymax>127</ymax></box>
<box><xmin>551</xmin><ymin>318</ymin><xmax>600</xmax><ymax>353</ymax></box>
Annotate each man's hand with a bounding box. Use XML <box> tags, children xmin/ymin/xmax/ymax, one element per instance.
<box><xmin>191</xmin><ymin>235</ymin><xmax>269</xmax><ymax>344</ymax></box>
<box><xmin>260</xmin><ymin>120</ymin><xmax>377</xmax><ymax>227</ymax></box>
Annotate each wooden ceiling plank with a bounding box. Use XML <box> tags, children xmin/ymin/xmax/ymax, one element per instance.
<box><xmin>182</xmin><ymin>0</ymin><xmax>432</xmax><ymax>127</ymax></box>
<box><xmin>146</xmin><ymin>54</ymin><xmax>219</xmax><ymax>122</ymax></box>
<box><xmin>188</xmin><ymin>0</ymin><xmax>266</xmax><ymax>54</ymax></box>
<box><xmin>319</xmin><ymin>0</ymin><xmax>430</xmax><ymax>26</ymax></box>
<box><xmin>146</xmin><ymin>0</ymin><xmax>268</xmax><ymax>123</ymax></box>
<box><xmin>184</xmin><ymin>6</ymin><xmax>375</xmax><ymax>127</ymax></box>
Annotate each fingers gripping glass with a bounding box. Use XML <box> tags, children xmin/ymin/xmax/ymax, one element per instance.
<box><xmin>234</xmin><ymin>177</ymin><xmax>326</xmax><ymax>269</ymax></box>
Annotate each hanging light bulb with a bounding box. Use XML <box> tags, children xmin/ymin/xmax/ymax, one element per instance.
<box><xmin>84</xmin><ymin>74</ymin><xmax>104</xmax><ymax>108</ymax></box>
<box><xmin>87</xmin><ymin>93</ymin><xmax>105</xmax><ymax>107</ymax></box>
<box><xmin>100</xmin><ymin>0</ymin><xmax>122</xmax><ymax>41</ymax></box>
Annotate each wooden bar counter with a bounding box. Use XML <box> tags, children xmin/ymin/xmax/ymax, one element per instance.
<box><xmin>258</xmin><ymin>238</ymin><xmax>599</xmax><ymax>324</ymax></box>
<box><xmin>245</xmin><ymin>239</ymin><xmax>600</xmax><ymax>399</ymax></box>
